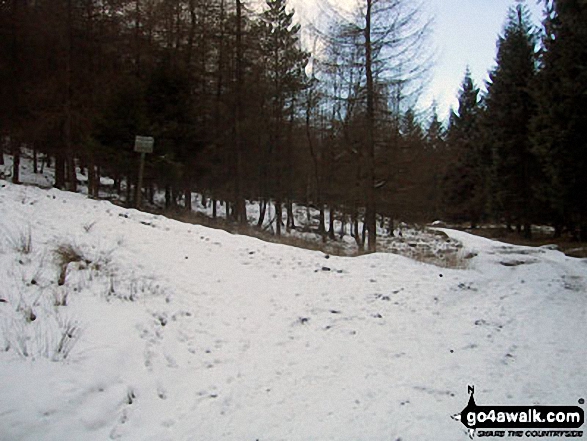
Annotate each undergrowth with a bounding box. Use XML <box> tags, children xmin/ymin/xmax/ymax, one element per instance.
<box><xmin>161</xmin><ymin>208</ymin><xmax>470</xmax><ymax>268</ymax></box>
<box><xmin>0</xmin><ymin>233</ymin><xmax>166</xmax><ymax>362</ymax></box>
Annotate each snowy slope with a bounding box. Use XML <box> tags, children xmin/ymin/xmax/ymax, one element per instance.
<box><xmin>0</xmin><ymin>180</ymin><xmax>585</xmax><ymax>441</ymax></box>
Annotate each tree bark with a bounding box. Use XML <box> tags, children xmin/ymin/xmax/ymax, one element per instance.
<box><xmin>88</xmin><ymin>160</ymin><xmax>96</xmax><ymax>198</ymax></box>
<box><xmin>165</xmin><ymin>185</ymin><xmax>172</xmax><ymax>209</ymax></box>
<box><xmin>257</xmin><ymin>199</ymin><xmax>267</xmax><ymax>228</ymax></box>
<box><xmin>287</xmin><ymin>200</ymin><xmax>295</xmax><ymax>231</ymax></box>
<box><xmin>184</xmin><ymin>188</ymin><xmax>192</xmax><ymax>211</ymax></box>
<box><xmin>55</xmin><ymin>151</ymin><xmax>66</xmax><ymax>189</ymax></box>
<box><xmin>319</xmin><ymin>205</ymin><xmax>325</xmax><ymax>238</ymax></box>
<box><xmin>275</xmin><ymin>200</ymin><xmax>282</xmax><ymax>236</ymax></box>
<box><xmin>94</xmin><ymin>165</ymin><xmax>101</xmax><ymax>198</ymax></box>
<box><xmin>364</xmin><ymin>0</ymin><xmax>377</xmax><ymax>252</ymax></box>
<box><xmin>64</xmin><ymin>0</ymin><xmax>76</xmax><ymax>193</ymax></box>
<box><xmin>125</xmin><ymin>176</ymin><xmax>133</xmax><ymax>206</ymax></box>
<box><xmin>233</xmin><ymin>0</ymin><xmax>247</xmax><ymax>224</ymax></box>
<box><xmin>33</xmin><ymin>145</ymin><xmax>38</xmax><ymax>173</ymax></box>
<box><xmin>328</xmin><ymin>206</ymin><xmax>336</xmax><ymax>240</ymax></box>
<box><xmin>11</xmin><ymin>139</ymin><xmax>20</xmax><ymax>185</ymax></box>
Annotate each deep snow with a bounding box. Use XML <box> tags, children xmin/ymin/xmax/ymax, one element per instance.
<box><xmin>0</xmin><ymin>178</ymin><xmax>585</xmax><ymax>441</ymax></box>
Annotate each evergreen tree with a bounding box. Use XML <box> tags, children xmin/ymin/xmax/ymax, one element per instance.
<box><xmin>443</xmin><ymin>68</ymin><xmax>484</xmax><ymax>226</ymax></box>
<box><xmin>400</xmin><ymin>108</ymin><xmax>424</xmax><ymax>146</ymax></box>
<box><xmin>485</xmin><ymin>2</ymin><xmax>538</xmax><ymax>237</ymax></box>
<box><xmin>259</xmin><ymin>0</ymin><xmax>308</xmax><ymax>235</ymax></box>
<box><xmin>425</xmin><ymin>106</ymin><xmax>447</xmax><ymax>217</ymax></box>
<box><xmin>532</xmin><ymin>0</ymin><xmax>587</xmax><ymax>239</ymax></box>
<box><xmin>425</xmin><ymin>106</ymin><xmax>445</xmax><ymax>152</ymax></box>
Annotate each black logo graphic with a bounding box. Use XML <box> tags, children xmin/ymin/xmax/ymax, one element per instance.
<box><xmin>453</xmin><ymin>386</ymin><xmax>585</xmax><ymax>439</ymax></box>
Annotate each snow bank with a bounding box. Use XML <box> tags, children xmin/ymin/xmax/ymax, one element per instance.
<box><xmin>0</xmin><ymin>180</ymin><xmax>585</xmax><ymax>440</ymax></box>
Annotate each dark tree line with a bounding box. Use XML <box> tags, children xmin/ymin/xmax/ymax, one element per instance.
<box><xmin>443</xmin><ymin>0</ymin><xmax>587</xmax><ymax>241</ymax></box>
<box><xmin>2</xmin><ymin>0</ymin><xmax>584</xmax><ymax>249</ymax></box>
<box><xmin>0</xmin><ymin>0</ymin><xmax>438</xmax><ymax>251</ymax></box>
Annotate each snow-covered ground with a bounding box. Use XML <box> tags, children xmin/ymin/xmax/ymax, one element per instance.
<box><xmin>1</xmin><ymin>177</ymin><xmax>586</xmax><ymax>440</ymax></box>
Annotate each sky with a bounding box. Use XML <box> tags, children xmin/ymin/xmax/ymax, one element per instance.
<box><xmin>424</xmin><ymin>0</ymin><xmax>544</xmax><ymax>119</ymax></box>
<box><xmin>290</xmin><ymin>0</ymin><xmax>544</xmax><ymax>121</ymax></box>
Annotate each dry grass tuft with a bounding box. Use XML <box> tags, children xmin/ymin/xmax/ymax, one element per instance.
<box><xmin>7</xmin><ymin>227</ymin><xmax>33</xmax><ymax>254</ymax></box>
<box><xmin>53</xmin><ymin>243</ymin><xmax>94</xmax><ymax>286</ymax></box>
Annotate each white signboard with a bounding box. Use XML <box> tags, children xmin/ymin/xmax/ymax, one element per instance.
<box><xmin>134</xmin><ymin>136</ymin><xmax>154</xmax><ymax>154</ymax></box>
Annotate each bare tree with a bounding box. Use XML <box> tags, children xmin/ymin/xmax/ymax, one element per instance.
<box><xmin>316</xmin><ymin>0</ymin><xmax>432</xmax><ymax>251</ymax></box>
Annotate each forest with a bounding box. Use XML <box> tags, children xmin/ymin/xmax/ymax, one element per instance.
<box><xmin>1</xmin><ymin>0</ymin><xmax>586</xmax><ymax>249</ymax></box>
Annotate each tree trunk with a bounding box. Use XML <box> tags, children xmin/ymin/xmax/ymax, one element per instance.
<box><xmin>364</xmin><ymin>0</ymin><xmax>377</xmax><ymax>252</ymax></box>
<box><xmin>55</xmin><ymin>151</ymin><xmax>66</xmax><ymax>189</ymax></box>
<box><xmin>233</xmin><ymin>0</ymin><xmax>246</xmax><ymax>224</ymax></box>
<box><xmin>148</xmin><ymin>183</ymin><xmax>154</xmax><ymax>205</ymax></box>
<box><xmin>523</xmin><ymin>222</ymin><xmax>532</xmax><ymax>240</ymax></box>
<box><xmin>184</xmin><ymin>188</ymin><xmax>192</xmax><ymax>211</ymax></box>
<box><xmin>226</xmin><ymin>201</ymin><xmax>232</xmax><ymax>220</ymax></box>
<box><xmin>172</xmin><ymin>187</ymin><xmax>180</xmax><ymax>209</ymax></box>
<box><xmin>361</xmin><ymin>221</ymin><xmax>367</xmax><ymax>251</ymax></box>
<box><xmin>33</xmin><ymin>145</ymin><xmax>38</xmax><ymax>174</ymax></box>
<box><xmin>94</xmin><ymin>165</ymin><xmax>101</xmax><ymax>198</ymax></box>
<box><xmin>67</xmin><ymin>155</ymin><xmax>77</xmax><ymax>192</ymax></box>
<box><xmin>125</xmin><ymin>176</ymin><xmax>133</xmax><ymax>207</ymax></box>
<box><xmin>64</xmin><ymin>0</ymin><xmax>76</xmax><ymax>194</ymax></box>
<box><xmin>353</xmin><ymin>207</ymin><xmax>363</xmax><ymax>249</ymax></box>
<box><xmin>287</xmin><ymin>200</ymin><xmax>295</xmax><ymax>231</ymax></box>
<box><xmin>275</xmin><ymin>199</ymin><xmax>282</xmax><ymax>236</ymax></box>
<box><xmin>553</xmin><ymin>223</ymin><xmax>562</xmax><ymax>239</ymax></box>
<box><xmin>257</xmin><ymin>199</ymin><xmax>267</xmax><ymax>228</ymax></box>
<box><xmin>165</xmin><ymin>185</ymin><xmax>172</xmax><ymax>209</ymax></box>
<box><xmin>11</xmin><ymin>139</ymin><xmax>20</xmax><ymax>184</ymax></box>
<box><xmin>285</xmin><ymin>96</ymin><xmax>296</xmax><ymax>232</ymax></box>
<box><xmin>328</xmin><ymin>206</ymin><xmax>336</xmax><ymax>240</ymax></box>
<box><xmin>580</xmin><ymin>222</ymin><xmax>587</xmax><ymax>243</ymax></box>
<box><xmin>88</xmin><ymin>160</ymin><xmax>96</xmax><ymax>198</ymax></box>
<box><xmin>134</xmin><ymin>0</ymin><xmax>141</xmax><ymax>76</ymax></box>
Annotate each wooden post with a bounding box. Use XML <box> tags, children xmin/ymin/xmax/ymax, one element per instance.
<box><xmin>134</xmin><ymin>136</ymin><xmax>154</xmax><ymax>210</ymax></box>
<box><xmin>136</xmin><ymin>151</ymin><xmax>146</xmax><ymax>209</ymax></box>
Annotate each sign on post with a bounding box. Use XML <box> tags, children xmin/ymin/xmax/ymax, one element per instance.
<box><xmin>134</xmin><ymin>136</ymin><xmax>154</xmax><ymax>154</ymax></box>
<box><xmin>134</xmin><ymin>136</ymin><xmax>154</xmax><ymax>209</ymax></box>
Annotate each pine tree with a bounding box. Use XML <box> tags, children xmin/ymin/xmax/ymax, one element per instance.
<box><xmin>443</xmin><ymin>68</ymin><xmax>484</xmax><ymax>226</ymax></box>
<box><xmin>258</xmin><ymin>0</ymin><xmax>308</xmax><ymax>235</ymax></box>
<box><xmin>484</xmin><ymin>2</ymin><xmax>538</xmax><ymax>237</ymax></box>
<box><xmin>425</xmin><ymin>106</ymin><xmax>445</xmax><ymax>153</ymax></box>
<box><xmin>532</xmin><ymin>0</ymin><xmax>587</xmax><ymax>239</ymax></box>
<box><xmin>425</xmin><ymin>106</ymin><xmax>447</xmax><ymax>217</ymax></box>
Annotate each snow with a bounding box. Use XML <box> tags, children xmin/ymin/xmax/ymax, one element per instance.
<box><xmin>1</xmin><ymin>173</ymin><xmax>586</xmax><ymax>439</ymax></box>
